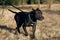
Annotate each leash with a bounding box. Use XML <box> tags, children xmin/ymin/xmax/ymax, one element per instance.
<box><xmin>7</xmin><ymin>2</ymin><xmax>23</xmax><ymax>12</ymax></box>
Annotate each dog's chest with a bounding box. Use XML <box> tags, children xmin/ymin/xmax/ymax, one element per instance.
<box><xmin>26</xmin><ymin>21</ymin><xmax>34</xmax><ymax>26</ymax></box>
<box><xmin>26</xmin><ymin>15</ymin><xmax>35</xmax><ymax>26</ymax></box>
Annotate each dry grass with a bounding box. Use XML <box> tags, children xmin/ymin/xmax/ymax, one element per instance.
<box><xmin>0</xmin><ymin>4</ymin><xmax>60</xmax><ymax>40</ymax></box>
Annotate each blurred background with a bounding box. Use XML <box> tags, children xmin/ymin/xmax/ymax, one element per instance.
<box><xmin>0</xmin><ymin>0</ymin><xmax>60</xmax><ymax>5</ymax></box>
<box><xmin>0</xmin><ymin>0</ymin><xmax>60</xmax><ymax>40</ymax></box>
<box><xmin>0</xmin><ymin>0</ymin><xmax>60</xmax><ymax>9</ymax></box>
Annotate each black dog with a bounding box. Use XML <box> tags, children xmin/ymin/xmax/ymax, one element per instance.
<box><xmin>8</xmin><ymin>8</ymin><xmax>44</xmax><ymax>39</ymax></box>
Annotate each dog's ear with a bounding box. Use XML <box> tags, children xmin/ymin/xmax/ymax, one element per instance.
<box><xmin>32</xmin><ymin>8</ymin><xmax>35</xmax><ymax>11</ymax></box>
<box><xmin>36</xmin><ymin>8</ymin><xmax>40</xmax><ymax>10</ymax></box>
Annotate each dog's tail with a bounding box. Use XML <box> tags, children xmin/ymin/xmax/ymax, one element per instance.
<box><xmin>8</xmin><ymin>9</ymin><xmax>17</xmax><ymax>14</ymax></box>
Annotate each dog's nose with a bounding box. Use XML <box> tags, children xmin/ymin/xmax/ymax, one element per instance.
<box><xmin>40</xmin><ymin>16</ymin><xmax>44</xmax><ymax>20</ymax></box>
<box><xmin>42</xmin><ymin>16</ymin><xmax>44</xmax><ymax>19</ymax></box>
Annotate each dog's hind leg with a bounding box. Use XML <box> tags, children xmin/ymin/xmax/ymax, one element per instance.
<box><xmin>16</xmin><ymin>23</ymin><xmax>22</xmax><ymax>33</ymax></box>
<box><xmin>14</xmin><ymin>23</ymin><xmax>22</xmax><ymax>35</ymax></box>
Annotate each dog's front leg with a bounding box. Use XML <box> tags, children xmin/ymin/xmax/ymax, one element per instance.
<box><xmin>31</xmin><ymin>23</ymin><xmax>36</xmax><ymax>39</ymax></box>
<box><xmin>22</xmin><ymin>24</ymin><xmax>28</xmax><ymax>36</ymax></box>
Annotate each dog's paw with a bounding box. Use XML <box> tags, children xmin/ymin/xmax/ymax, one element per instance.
<box><xmin>30</xmin><ymin>35</ymin><xmax>35</xmax><ymax>39</ymax></box>
<box><xmin>24</xmin><ymin>33</ymin><xmax>28</xmax><ymax>36</ymax></box>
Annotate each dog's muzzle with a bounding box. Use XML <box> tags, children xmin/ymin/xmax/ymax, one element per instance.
<box><xmin>38</xmin><ymin>16</ymin><xmax>44</xmax><ymax>21</ymax></box>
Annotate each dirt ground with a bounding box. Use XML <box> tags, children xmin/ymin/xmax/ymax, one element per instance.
<box><xmin>0</xmin><ymin>4</ymin><xmax>60</xmax><ymax>40</ymax></box>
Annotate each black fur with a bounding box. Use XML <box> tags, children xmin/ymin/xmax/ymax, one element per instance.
<box><xmin>8</xmin><ymin>8</ymin><xmax>44</xmax><ymax>39</ymax></box>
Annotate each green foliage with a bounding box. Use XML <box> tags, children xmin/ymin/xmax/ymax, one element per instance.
<box><xmin>53</xmin><ymin>0</ymin><xmax>60</xmax><ymax>3</ymax></box>
<box><xmin>26</xmin><ymin>0</ymin><xmax>35</xmax><ymax>4</ymax></box>
<box><xmin>0</xmin><ymin>0</ymin><xmax>20</xmax><ymax>5</ymax></box>
<box><xmin>0</xmin><ymin>0</ymin><xmax>60</xmax><ymax>5</ymax></box>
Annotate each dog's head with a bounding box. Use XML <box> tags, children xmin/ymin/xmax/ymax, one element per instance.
<box><xmin>31</xmin><ymin>8</ymin><xmax>44</xmax><ymax>21</ymax></box>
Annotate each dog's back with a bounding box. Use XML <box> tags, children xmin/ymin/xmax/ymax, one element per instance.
<box><xmin>14</xmin><ymin>12</ymin><xmax>28</xmax><ymax>24</ymax></box>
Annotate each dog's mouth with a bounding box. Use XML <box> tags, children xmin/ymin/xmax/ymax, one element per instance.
<box><xmin>38</xmin><ymin>16</ymin><xmax>44</xmax><ymax>21</ymax></box>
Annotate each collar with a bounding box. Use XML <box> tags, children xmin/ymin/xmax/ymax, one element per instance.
<box><xmin>28</xmin><ymin>13</ymin><xmax>35</xmax><ymax>24</ymax></box>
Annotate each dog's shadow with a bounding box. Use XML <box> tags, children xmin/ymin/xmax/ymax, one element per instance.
<box><xmin>0</xmin><ymin>25</ymin><xmax>24</xmax><ymax>35</ymax></box>
<box><xmin>0</xmin><ymin>25</ymin><xmax>15</xmax><ymax>33</ymax></box>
